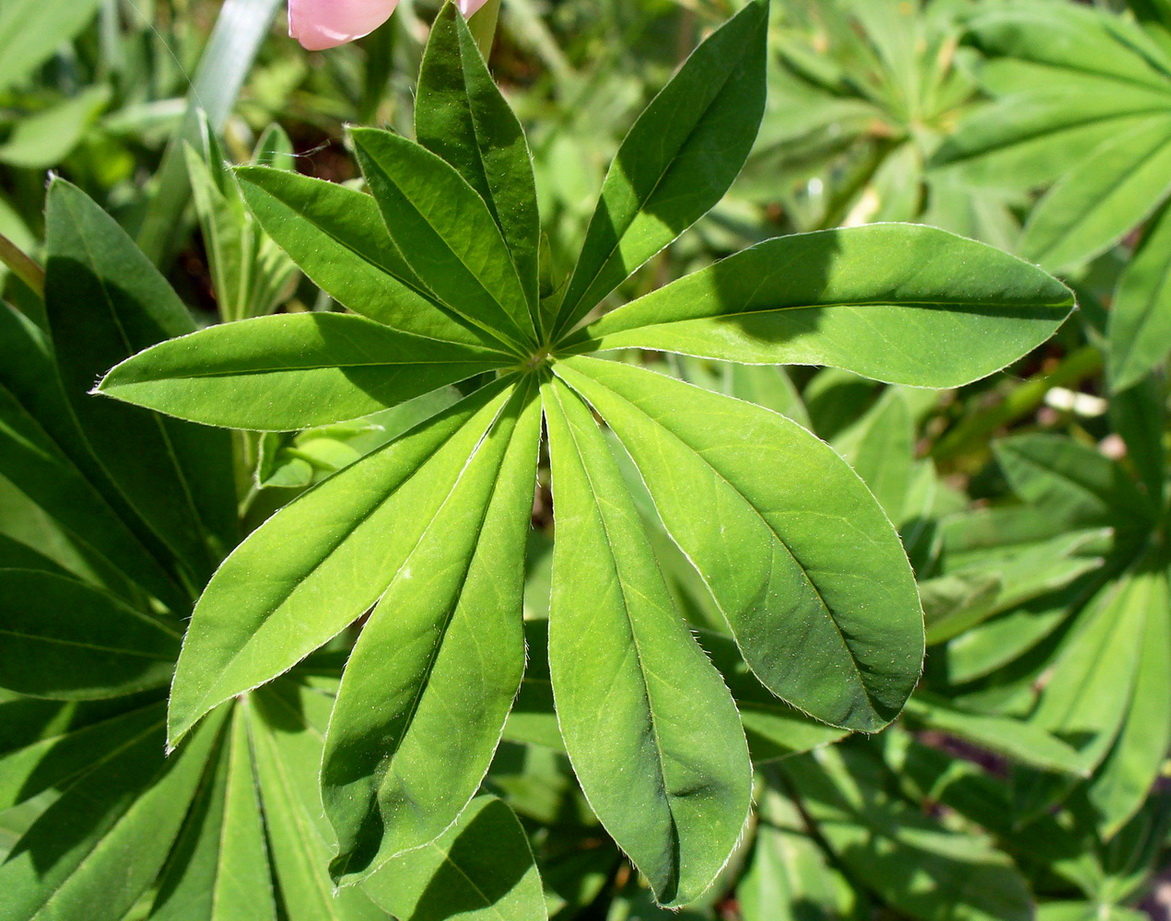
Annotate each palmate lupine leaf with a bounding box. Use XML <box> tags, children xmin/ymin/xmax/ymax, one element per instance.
<box><xmin>95</xmin><ymin>0</ymin><xmax>1075</xmax><ymax>905</ymax></box>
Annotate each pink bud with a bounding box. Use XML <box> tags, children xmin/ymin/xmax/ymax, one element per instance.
<box><xmin>457</xmin><ymin>0</ymin><xmax>491</xmax><ymax>14</ymax></box>
<box><xmin>288</xmin><ymin>0</ymin><xmax>400</xmax><ymax>51</ymax></box>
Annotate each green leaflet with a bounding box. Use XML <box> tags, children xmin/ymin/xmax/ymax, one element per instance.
<box><xmin>555</xmin><ymin>357</ymin><xmax>923</xmax><ymax>731</ymax></box>
<box><xmin>0</xmin><ymin>569</ymin><xmax>180</xmax><ymax>700</ymax></box>
<box><xmin>151</xmin><ymin>704</ymin><xmax>277</xmax><ymax>921</ymax></box>
<box><xmin>1108</xmin><ymin>200</ymin><xmax>1171</xmax><ymax>391</ymax></box>
<box><xmin>543</xmin><ymin>377</ymin><xmax>752</xmax><ymax>907</ymax></box>
<box><xmin>350</xmin><ymin>128</ymin><xmax>537</xmax><ymax>351</ymax></box>
<box><xmin>363</xmin><ymin>795</ymin><xmax>547</xmax><ymax>921</ymax></box>
<box><xmin>235</xmin><ymin>169</ymin><xmax>496</xmax><ymax>349</ymax></box>
<box><xmin>579</xmin><ymin>225</ymin><xmax>1073</xmax><ymax>389</ymax></box>
<box><xmin>45</xmin><ymin>180</ymin><xmax>237</xmax><ymax>586</ymax></box>
<box><xmin>0</xmin><ymin>707</ymin><xmax>224</xmax><ymax>921</ymax></box>
<box><xmin>1031</xmin><ymin>575</ymin><xmax>1151</xmax><ymax>775</ymax></box>
<box><xmin>97</xmin><ymin>313</ymin><xmax>513</xmax><ymax>431</ymax></box>
<box><xmin>551</xmin><ymin>0</ymin><xmax>768</xmax><ymax>337</ymax></box>
<box><xmin>416</xmin><ymin>4</ymin><xmax>540</xmax><ymax>318</ymax></box>
<box><xmin>903</xmin><ymin>695</ymin><xmax>1085</xmax><ymax>777</ymax></box>
<box><xmin>932</xmin><ymin>96</ymin><xmax>1167</xmax><ymax>192</ymax></box>
<box><xmin>966</xmin><ymin>3</ymin><xmax>1171</xmax><ymax>92</ymax></box>
<box><xmin>1020</xmin><ymin>116</ymin><xmax>1171</xmax><ymax>272</ymax></box>
<box><xmin>993</xmin><ymin>434</ymin><xmax>1153</xmax><ymax>530</ymax></box>
<box><xmin>0</xmin><ymin>303</ymin><xmax>184</xmax><ymax>607</ymax></box>
<box><xmin>166</xmin><ymin>380</ymin><xmax>517</xmax><ymax>746</ymax></box>
<box><xmin>1088</xmin><ymin>569</ymin><xmax>1171</xmax><ymax>837</ymax></box>
<box><xmin>0</xmin><ymin>701</ymin><xmax>165</xmax><ymax>811</ymax></box>
<box><xmin>323</xmin><ymin>382</ymin><xmax>541</xmax><ymax>883</ymax></box>
<box><xmin>248</xmin><ymin>683</ymin><xmax>389</xmax><ymax>921</ymax></box>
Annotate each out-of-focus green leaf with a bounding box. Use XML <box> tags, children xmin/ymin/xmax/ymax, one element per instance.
<box><xmin>994</xmin><ymin>435</ymin><xmax>1152</xmax><ymax>530</ymax></box>
<box><xmin>739</xmin><ymin>784</ymin><xmax>863</xmax><ymax>921</ymax></box>
<box><xmin>581</xmin><ymin>225</ymin><xmax>1073</xmax><ymax>388</ymax></box>
<box><xmin>45</xmin><ymin>180</ymin><xmax>236</xmax><ymax>586</ymax></box>
<box><xmin>1088</xmin><ymin>572</ymin><xmax>1171</xmax><ymax>837</ymax></box>
<box><xmin>363</xmin><ymin>795</ymin><xmax>546</xmax><ymax>921</ymax></box>
<box><xmin>1108</xmin><ymin>201</ymin><xmax>1171</xmax><ymax>391</ymax></box>
<box><xmin>1020</xmin><ymin>116</ymin><xmax>1171</xmax><ymax>272</ymax></box>
<box><xmin>0</xmin><ymin>570</ymin><xmax>178</xmax><ymax>700</ymax></box>
<box><xmin>0</xmin><ymin>709</ymin><xmax>223</xmax><ymax>921</ymax></box>
<box><xmin>782</xmin><ymin>744</ymin><xmax>1033</xmax><ymax>921</ymax></box>
<box><xmin>0</xmin><ymin>88</ymin><xmax>110</xmax><ymax>169</ymax></box>
<box><xmin>0</xmin><ymin>0</ymin><xmax>102</xmax><ymax>93</ymax></box>
<box><xmin>904</xmin><ymin>695</ymin><xmax>1085</xmax><ymax>776</ymax></box>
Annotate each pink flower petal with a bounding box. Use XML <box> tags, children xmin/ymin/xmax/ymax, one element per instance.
<box><xmin>457</xmin><ymin>0</ymin><xmax>491</xmax><ymax>16</ymax></box>
<box><xmin>289</xmin><ymin>0</ymin><xmax>399</xmax><ymax>50</ymax></box>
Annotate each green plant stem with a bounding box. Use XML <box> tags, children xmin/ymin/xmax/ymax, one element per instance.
<box><xmin>932</xmin><ymin>345</ymin><xmax>1103</xmax><ymax>462</ymax></box>
<box><xmin>0</xmin><ymin>231</ymin><xmax>44</xmax><ymax>298</ymax></box>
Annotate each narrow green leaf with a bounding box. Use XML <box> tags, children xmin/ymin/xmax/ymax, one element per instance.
<box><xmin>0</xmin><ymin>375</ymin><xmax>186</xmax><ymax>610</ymax></box>
<box><xmin>739</xmin><ymin>784</ymin><xmax>860</xmax><ymax>921</ymax></box>
<box><xmin>932</xmin><ymin>96</ymin><xmax>1166</xmax><ymax>192</ymax></box>
<box><xmin>97</xmin><ymin>313</ymin><xmax>513</xmax><ymax>431</ymax></box>
<box><xmin>0</xmin><ymin>709</ymin><xmax>224</xmax><ymax>921</ymax></box>
<box><xmin>248</xmin><ymin>682</ymin><xmax>389</xmax><ymax>921</ymax></box>
<box><xmin>363</xmin><ymin>795</ymin><xmax>547</xmax><ymax>921</ymax></box>
<box><xmin>351</xmin><ymin>127</ymin><xmax>536</xmax><ymax>350</ymax></box>
<box><xmin>552</xmin><ymin>0</ymin><xmax>769</xmax><ymax>336</ymax></box>
<box><xmin>543</xmin><ymin>377</ymin><xmax>752</xmax><ymax>907</ymax></box>
<box><xmin>555</xmin><ymin>357</ymin><xmax>922</xmax><ymax>731</ymax></box>
<box><xmin>167</xmin><ymin>381</ymin><xmax>517</xmax><ymax>746</ymax></box>
<box><xmin>994</xmin><ymin>434</ymin><xmax>1152</xmax><ymax>530</ymax></box>
<box><xmin>416</xmin><ymin>3</ymin><xmax>540</xmax><ymax>317</ymax></box>
<box><xmin>1109</xmin><ymin>200</ymin><xmax>1171</xmax><ymax>390</ymax></box>
<box><xmin>581</xmin><ymin>225</ymin><xmax>1073</xmax><ymax>389</ymax></box>
<box><xmin>1088</xmin><ymin>571</ymin><xmax>1171</xmax><ymax>837</ymax></box>
<box><xmin>904</xmin><ymin>695</ymin><xmax>1085</xmax><ymax>776</ymax></box>
<box><xmin>151</xmin><ymin>704</ymin><xmax>277</xmax><ymax>921</ymax></box>
<box><xmin>235</xmin><ymin>168</ymin><xmax>502</xmax><ymax>350</ymax></box>
<box><xmin>782</xmin><ymin>745</ymin><xmax>1033</xmax><ymax>921</ymax></box>
<box><xmin>136</xmin><ymin>0</ymin><xmax>284</xmax><ymax>265</ymax></box>
<box><xmin>0</xmin><ymin>302</ymin><xmax>187</xmax><ymax>609</ymax></box>
<box><xmin>46</xmin><ymin>180</ymin><xmax>236</xmax><ymax>584</ymax></box>
<box><xmin>0</xmin><ymin>701</ymin><xmax>165</xmax><ymax>811</ymax></box>
<box><xmin>0</xmin><ymin>569</ymin><xmax>179</xmax><ymax>700</ymax></box>
<box><xmin>967</xmin><ymin>3</ymin><xmax>1171</xmax><ymax>92</ymax></box>
<box><xmin>1032</xmin><ymin>575</ymin><xmax>1150</xmax><ymax>774</ymax></box>
<box><xmin>1021</xmin><ymin>116</ymin><xmax>1171</xmax><ymax>272</ymax></box>
<box><xmin>323</xmin><ymin>383</ymin><xmax>541</xmax><ymax>883</ymax></box>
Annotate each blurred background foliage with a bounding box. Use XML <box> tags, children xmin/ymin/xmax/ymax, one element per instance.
<box><xmin>2</xmin><ymin>0</ymin><xmax>1170</xmax><ymax>919</ymax></box>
